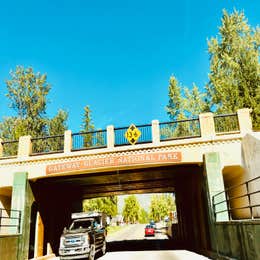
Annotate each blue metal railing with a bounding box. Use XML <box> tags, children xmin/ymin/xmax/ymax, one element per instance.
<box><xmin>159</xmin><ymin>118</ymin><xmax>201</xmax><ymax>141</ymax></box>
<box><xmin>114</xmin><ymin>124</ymin><xmax>152</xmax><ymax>146</ymax></box>
<box><xmin>72</xmin><ymin>130</ymin><xmax>107</xmax><ymax>151</ymax></box>
<box><xmin>0</xmin><ymin>113</ymin><xmax>244</xmax><ymax>156</ymax></box>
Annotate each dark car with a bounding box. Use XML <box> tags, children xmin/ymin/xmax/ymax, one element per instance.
<box><xmin>150</xmin><ymin>220</ymin><xmax>156</xmax><ymax>229</ymax></box>
<box><xmin>145</xmin><ymin>224</ymin><xmax>155</xmax><ymax>236</ymax></box>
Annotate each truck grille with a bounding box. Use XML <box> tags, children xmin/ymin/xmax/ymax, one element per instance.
<box><xmin>65</xmin><ymin>235</ymin><xmax>82</xmax><ymax>246</ymax></box>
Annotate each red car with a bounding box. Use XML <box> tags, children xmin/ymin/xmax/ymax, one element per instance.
<box><xmin>145</xmin><ymin>224</ymin><xmax>155</xmax><ymax>236</ymax></box>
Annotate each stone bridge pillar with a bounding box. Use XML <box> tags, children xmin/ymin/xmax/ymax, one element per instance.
<box><xmin>204</xmin><ymin>152</ymin><xmax>228</xmax><ymax>221</ymax></box>
<box><xmin>204</xmin><ymin>152</ymin><xmax>229</xmax><ymax>253</ymax></box>
<box><xmin>11</xmin><ymin>172</ymin><xmax>34</xmax><ymax>260</ymax></box>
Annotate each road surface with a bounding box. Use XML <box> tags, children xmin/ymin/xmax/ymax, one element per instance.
<box><xmin>102</xmin><ymin>224</ymin><xmax>210</xmax><ymax>259</ymax></box>
<box><xmin>99</xmin><ymin>250</ymin><xmax>210</xmax><ymax>260</ymax></box>
<box><xmin>55</xmin><ymin>223</ymin><xmax>211</xmax><ymax>259</ymax></box>
<box><xmin>107</xmin><ymin>223</ymin><xmax>167</xmax><ymax>242</ymax></box>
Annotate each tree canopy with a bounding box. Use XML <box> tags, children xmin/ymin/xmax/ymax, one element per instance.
<box><xmin>83</xmin><ymin>196</ymin><xmax>118</xmax><ymax>217</ymax></box>
<box><xmin>149</xmin><ymin>194</ymin><xmax>175</xmax><ymax>222</ymax></box>
<box><xmin>166</xmin><ymin>9</ymin><xmax>259</xmax><ymax>129</ymax></box>
<box><xmin>0</xmin><ymin>66</ymin><xmax>68</xmax><ymax>141</ymax></box>
<box><xmin>166</xmin><ymin>76</ymin><xmax>208</xmax><ymax>121</ymax></box>
<box><xmin>207</xmin><ymin>10</ymin><xmax>260</xmax><ymax>128</ymax></box>
<box><xmin>122</xmin><ymin>195</ymin><xmax>140</xmax><ymax>223</ymax></box>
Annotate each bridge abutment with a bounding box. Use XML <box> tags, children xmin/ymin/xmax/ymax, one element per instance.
<box><xmin>203</xmin><ymin>152</ymin><xmax>229</xmax><ymax>256</ymax></box>
<box><xmin>10</xmin><ymin>172</ymin><xmax>34</xmax><ymax>260</ymax></box>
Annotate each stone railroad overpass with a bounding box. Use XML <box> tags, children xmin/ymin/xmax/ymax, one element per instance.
<box><xmin>0</xmin><ymin>108</ymin><xmax>259</xmax><ymax>260</ymax></box>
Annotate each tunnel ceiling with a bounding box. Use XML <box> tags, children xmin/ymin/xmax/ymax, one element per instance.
<box><xmin>31</xmin><ymin>164</ymin><xmax>202</xmax><ymax>199</ymax></box>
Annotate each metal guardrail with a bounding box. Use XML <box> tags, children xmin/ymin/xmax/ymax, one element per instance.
<box><xmin>72</xmin><ymin>130</ymin><xmax>107</xmax><ymax>151</ymax></box>
<box><xmin>0</xmin><ymin>208</ymin><xmax>21</xmax><ymax>233</ymax></box>
<box><xmin>159</xmin><ymin>118</ymin><xmax>201</xmax><ymax>141</ymax></box>
<box><xmin>214</xmin><ymin>113</ymin><xmax>239</xmax><ymax>134</ymax></box>
<box><xmin>1</xmin><ymin>140</ymin><xmax>19</xmax><ymax>157</ymax></box>
<box><xmin>31</xmin><ymin>135</ymin><xmax>64</xmax><ymax>155</ymax></box>
<box><xmin>213</xmin><ymin>176</ymin><xmax>260</xmax><ymax>221</ymax></box>
<box><xmin>114</xmin><ymin>124</ymin><xmax>152</xmax><ymax>146</ymax></box>
<box><xmin>0</xmin><ymin>113</ymin><xmax>244</xmax><ymax>156</ymax></box>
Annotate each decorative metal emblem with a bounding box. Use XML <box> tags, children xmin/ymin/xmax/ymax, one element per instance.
<box><xmin>124</xmin><ymin>124</ymin><xmax>141</xmax><ymax>145</ymax></box>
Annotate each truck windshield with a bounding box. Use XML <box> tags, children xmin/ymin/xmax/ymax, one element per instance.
<box><xmin>70</xmin><ymin>220</ymin><xmax>92</xmax><ymax>230</ymax></box>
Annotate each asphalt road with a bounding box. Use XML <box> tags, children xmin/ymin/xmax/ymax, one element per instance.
<box><xmin>99</xmin><ymin>250</ymin><xmax>210</xmax><ymax>260</ymax></box>
<box><xmin>106</xmin><ymin>223</ymin><xmax>168</xmax><ymax>242</ymax></box>
<box><xmin>101</xmin><ymin>224</ymin><xmax>210</xmax><ymax>260</ymax></box>
<box><xmin>55</xmin><ymin>224</ymin><xmax>211</xmax><ymax>260</ymax></box>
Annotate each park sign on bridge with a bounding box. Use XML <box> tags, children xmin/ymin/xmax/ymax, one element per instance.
<box><xmin>46</xmin><ymin>151</ymin><xmax>182</xmax><ymax>175</ymax></box>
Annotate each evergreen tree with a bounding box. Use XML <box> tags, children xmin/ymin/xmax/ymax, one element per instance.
<box><xmin>166</xmin><ymin>76</ymin><xmax>185</xmax><ymax>121</ymax></box>
<box><xmin>183</xmin><ymin>84</ymin><xmax>209</xmax><ymax>117</ymax></box>
<box><xmin>166</xmin><ymin>10</ymin><xmax>259</xmax><ymax>130</ymax></box>
<box><xmin>164</xmin><ymin>76</ymin><xmax>206</xmax><ymax>139</ymax></box>
<box><xmin>207</xmin><ymin>10</ymin><xmax>260</xmax><ymax>128</ymax></box>
<box><xmin>81</xmin><ymin>105</ymin><xmax>105</xmax><ymax>147</ymax></box>
<box><xmin>166</xmin><ymin>76</ymin><xmax>207</xmax><ymax>121</ymax></box>
<box><xmin>81</xmin><ymin>105</ymin><xmax>95</xmax><ymax>133</ymax></box>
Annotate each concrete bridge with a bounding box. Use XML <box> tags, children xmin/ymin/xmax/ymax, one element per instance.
<box><xmin>0</xmin><ymin>108</ymin><xmax>259</xmax><ymax>259</ymax></box>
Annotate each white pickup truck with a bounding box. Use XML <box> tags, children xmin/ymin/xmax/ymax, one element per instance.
<box><xmin>59</xmin><ymin>212</ymin><xmax>107</xmax><ymax>260</ymax></box>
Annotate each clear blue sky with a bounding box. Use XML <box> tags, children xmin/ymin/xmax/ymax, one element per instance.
<box><xmin>0</xmin><ymin>0</ymin><xmax>259</xmax><ymax>132</ymax></box>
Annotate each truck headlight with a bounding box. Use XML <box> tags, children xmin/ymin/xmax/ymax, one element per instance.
<box><xmin>82</xmin><ymin>234</ymin><xmax>90</xmax><ymax>246</ymax></box>
<box><xmin>60</xmin><ymin>236</ymin><xmax>65</xmax><ymax>249</ymax></box>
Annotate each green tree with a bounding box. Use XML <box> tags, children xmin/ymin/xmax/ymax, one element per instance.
<box><xmin>0</xmin><ymin>66</ymin><xmax>68</xmax><ymax>154</ymax></box>
<box><xmin>122</xmin><ymin>195</ymin><xmax>140</xmax><ymax>223</ymax></box>
<box><xmin>149</xmin><ymin>194</ymin><xmax>175</xmax><ymax>222</ymax></box>
<box><xmin>81</xmin><ymin>105</ymin><xmax>105</xmax><ymax>147</ymax></box>
<box><xmin>82</xmin><ymin>106</ymin><xmax>95</xmax><ymax>133</ymax></box>
<box><xmin>166</xmin><ymin>76</ymin><xmax>208</xmax><ymax>121</ymax></box>
<box><xmin>139</xmin><ymin>208</ymin><xmax>149</xmax><ymax>224</ymax></box>
<box><xmin>47</xmin><ymin>110</ymin><xmax>68</xmax><ymax>151</ymax></box>
<box><xmin>83</xmin><ymin>196</ymin><xmax>118</xmax><ymax>217</ymax></box>
<box><xmin>207</xmin><ymin>9</ymin><xmax>260</xmax><ymax>129</ymax></box>
<box><xmin>5</xmin><ymin>66</ymin><xmax>50</xmax><ymax>138</ymax></box>
<box><xmin>166</xmin><ymin>76</ymin><xmax>185</xmax><ymax>121</ymax></box>
<box><xmin>164</xmin><ymin>76</ymin><xmax>206</xmax><ymax>139</ymax></box>
<box><xmin>49</xmin><ymin>110</ymin><xmax>68</xmax><ymax>136</ymax></box>
<box><xmin>183</xmin><ymin>84</ymin><xmax>209</xmax><ymax>117</ymax></box>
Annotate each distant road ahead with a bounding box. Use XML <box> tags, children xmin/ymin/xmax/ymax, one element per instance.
<box><xmin>107</xmin><ymin>223</ymin><xmax>167</xmax><ymax>242</ymax></box>
<box><xmin>103</xmin><ymin>224</ymin><xmax>210</xmax><ymax>260</ymax></box>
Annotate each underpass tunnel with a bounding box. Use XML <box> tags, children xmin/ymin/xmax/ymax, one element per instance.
<box><xmin>28</xmin><ymin>166</ymin><xmax>176</xmax><ymax>256</ymax></box>
<box><xmin>27</xmin><ymin>163</ymin><xmax>212</xmax><ymax>257</ymax></box>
